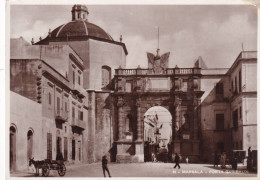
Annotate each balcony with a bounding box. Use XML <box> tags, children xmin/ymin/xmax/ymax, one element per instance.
<box><xmin>71</xmin><ymin>117</ymin><xmax>86</xmax><ymax>130</ymax></box>
<box><xmin>55</xmin><ymin>109</ymin><xmax>68</xmax><ymax>123</ymax></box>
<box><xmin>71</xmin><ymin>83</ymin><xmax>85</xmax><ymax>98</ymax></box>
<box><xmin>115</xmin><ymin>68</ymin><xmax>201</xmax><ymax>76</ymax></box>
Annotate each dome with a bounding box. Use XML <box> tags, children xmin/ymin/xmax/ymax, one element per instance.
<box><xmin>50</xmin><ymin>20</ymin><xmax>113</xmax><ymax>41</ymax></box>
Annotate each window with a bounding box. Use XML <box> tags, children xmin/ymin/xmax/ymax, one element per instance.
<box><xmin>64</xmin><ymin>137</ymin><xmax>68</xmax><ymax>161</ymax></box>
<box><xmin>216</xmin><ymin>82</ymin><xmax>224</xmax><ymax>95</ymax></box>
<box><xmin>78</xmin><ymin>75</ymin><xmax>80</xmax><ymax>85</ymax></box>
<box><xmin>47</xmin><ymin>133</ymin><xmax>52</xmax><ymax>160</ymax></box>
<box><xmin>233</xmin><ymin>109</ymin><xmax>238</xmax><ymax>129</ymax></box>
<box><xmin>57</xmin><ymin>97</ymin><xmax>60</xmax><ymax>115</ymax></box>
<box><xmin>102</xmin><ymin>66</ymin><xmax>111</xmax><ymax>87</ymax></box>
<box><xmin>125</xmin><ymin>118</ymin><xmax>129</xmax><ymax>132</ymax></box>
<box><xmin>239</xmin><ymin>70</ymin><xmax>242</xmax><ymax>92</ymax></box>
<box><xmin>78</xmin><ymin>110</ymin><xmax>83</xmax><ymax>120</ymax></box>
<box><xmin>27</xmin><ymin>130</ymin><xmax>33</xmax><ymax>160</ymax></box>
<box><xmin>235</xmin><ymin>76</ymin><xmax>238</xmax><ymax>94</ymax></box>
<box><xmin>73</xmin><ymin>71</ymin><xmax>75</xmax><ymax>85</ymax></box>
<box><xmin>48</xmin><ymin>93</ymin><xmax>51</xmax><ymax>105</ymax></box>
<box><xmin>239</xmin><ymin>106</ymin><xmax>242</xmax><ymax>119</ymax></box>
<box><xmin>78</xmin><ymin>141</ymin><xmax>81</xmax><ymax>161</ymax></box>
<box><xmin>231</xmin><ymin>80</ymin><xmax>233</xmax><ymax>92</ymax></box>
<box><xmin>65</xmin><ymin>102</ymin><xmax>67</xmax><ymax>112</ymax></box>
<box><xmin>72</xmin><ymin>107</ymin><xmax>75</xmax><ymax>118</ymax></box>
<box><xmin>216</xmin><ymin>114</ymin><xmax>224</xmax><ymax>130</ymax></box>
<box><xmin>72</xmin><ymin>140</ymin><xmax>75</xmax><ymax>160</ymax></box>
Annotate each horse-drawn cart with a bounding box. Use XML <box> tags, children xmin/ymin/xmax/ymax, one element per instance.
<box><xmin>29</xmin><ymin>158</ymin><xmax>66</xmax><ymax>177</ymax></box>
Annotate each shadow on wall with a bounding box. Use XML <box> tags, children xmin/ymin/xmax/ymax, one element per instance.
<box><xmin>200</xmin><ymin>78</ymin><xmax>231</xmax><ymax>163</ymax></box>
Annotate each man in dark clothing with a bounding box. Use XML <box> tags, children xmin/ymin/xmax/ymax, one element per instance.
<box><xmin>173</xmin><ymin>153</ymin><xmax>181</xmax><ymax>169</ymax></box>
<box><xmin>56</xmin><ymin>151</ymin><xmax>64</xmax><ymax>166</ymax></box>
<box><xmin>102</xmin><ymin>155</ymin><xmax>111</xmax><ymax>177</ymax></box>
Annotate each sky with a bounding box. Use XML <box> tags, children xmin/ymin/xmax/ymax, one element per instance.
<box><xmin>10</xmin><ymin>4</ymin><xmax>257</xmax><ymax>68</ymax></box>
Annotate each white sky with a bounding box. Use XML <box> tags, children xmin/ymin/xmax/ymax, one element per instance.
<box><xmin>10</xmin><ymin>4</ymin><xmax>257</xmax><ymax>69</ymax></box>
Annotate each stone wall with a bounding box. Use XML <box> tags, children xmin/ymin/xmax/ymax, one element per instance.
<box><xmin>10</xmin><ymin>59</ymin><xmax>41</xmax><ymax>102</ymax></box>
<box><xmin>10</xmin><ymin>91</ymin><xmax>43</xmax><ymax>172</ymax></box>
<box><xmin>95</xmin><ymin>92</ymin><xmax>114</xmax><ymax>162</ymax></box>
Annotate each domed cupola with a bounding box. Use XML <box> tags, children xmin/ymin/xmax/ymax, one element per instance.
<box><xmin>49</xmin><ymin>5</ymin><xmax>113</xmax><ymax>41</ymax></box>
<box><xmin>71</xmin><ymin>4</ymin><xmax>89</xmax><ymax>21</ymax></box>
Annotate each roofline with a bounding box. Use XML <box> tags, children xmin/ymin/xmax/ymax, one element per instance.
<box><xmin>34</xmin><ymin>35</ymin><xmax>128</xmax><ymax>55</ymax></box>
<box><xmin>226</xmin><ymin>51</ymin><xmax>257</xmax><ymax>75</ymax></box>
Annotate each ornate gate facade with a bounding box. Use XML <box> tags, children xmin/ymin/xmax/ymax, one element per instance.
<box><xmin>113</xmin><ymin>51</ymin><xmax>204</xmax><ymax>163</ymax></box>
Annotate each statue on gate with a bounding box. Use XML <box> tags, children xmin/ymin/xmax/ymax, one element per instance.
<box><xmin>147</xmin><ymin>48</ymin><xmax>170</xmax><ymax>74</ymax></box>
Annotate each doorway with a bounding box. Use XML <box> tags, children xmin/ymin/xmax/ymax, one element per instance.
<box><xmin>27</xmin><ymin>130</ymin><xmax>33</xmax><ymax>160</ymax></box>
<box><xmin>10</xmin><ymin>126</ymin><xmax>16</xmax><ymax>172</ymax></box>
<box><xmin>143</xmin><ymin>106</ymin><xmax>172</xmax><ymax>162</ymax></box>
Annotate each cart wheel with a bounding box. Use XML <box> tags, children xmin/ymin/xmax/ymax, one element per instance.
<box><xmin>42</xmin><ymin>163</ymin><xmax>50</xmax><ymax>177</ymax></box>
<box><xmin>58</xmin><ymin>164</ymin><xmax>66</xmax><ymax>176</ymax></box>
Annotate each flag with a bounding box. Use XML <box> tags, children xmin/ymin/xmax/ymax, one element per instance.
<box><xmin>155</xmin><ymin>113</ymin><xmax>158</xmax><ymax>120</ymax></box>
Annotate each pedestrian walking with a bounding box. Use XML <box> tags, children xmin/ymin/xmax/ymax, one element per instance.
<box><xmin>185</xmin><ymin>156</ymin><xmax>189</xmax><ymax>164</ymax></box>
<box><xmin>56</xmin><ymin>151</ymin><xmax>64</xmax><ymax>166</ymax></box>
<box><xmin>173</xmin><ymin>153</ymin><xmax>181</xmax><ymax>169</ymax></box>
<box><xmin>152</xmin><ymin>153</ymin><xmax>157</xmax><ymax>162</ymax></box>
<box><xmin>220</xmin><ymin>152</ymin><xmax>226</xmax><ymax>169</ymax></box>
<box><xmin>213</xmin><ymin>152</ymin><xmax>219</xmax><ymax>167</ymax></box>
<box><xmin>102</xmin><ymin>155</ymin><xmax>111</xmax><ymax>177</ymax></box>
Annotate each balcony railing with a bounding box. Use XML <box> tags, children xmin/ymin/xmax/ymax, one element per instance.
<box><xmin>115</xmin><ymin>68</ymin><xmax>201</xmax><ymax>76</ymax></box>
<box><xmin>55</xmin><ymin>109</ymin><xmax>68</xmax><ymax>123</ymax></box>
<box><xmin>71</xmin><ymin>83</ymin><xmax>85</xmax><ymax>98</ymax></box>
<box><xmin>71</xmin><ymin>117</ymin><xmax>86</xmax><ymax>130</ymax></box>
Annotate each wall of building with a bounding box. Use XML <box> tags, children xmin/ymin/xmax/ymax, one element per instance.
<box><xmin>95</xmin><ymin>92</ymin><xmax>114</xmax><ymax>162</ymax></box>
<box><xmin>10</xmin><ymin>91</ymin><xmax>43</xmax><ymax>172</ymax></box>
<box><xmin>200</xmin><ymin>74</ymin><xmax>231</xmax><ymax>162</ymax></box>
<box><xmin>89</xmin><ymin>39</ymin><xmax>126</xmax><ymax>90</ymax></box>
<box><xmin>242</xmin><ymin>97</ymin><xmax>257</xmax><ymax>151</ymax></box>
<box><xmin>11</xmin><ymin>38</ymin><xmax>71</xmax><ymax>78</ymax></box>
<box><xmin>242</xmin><ymin>63</ymin><xmax>257</xmax><ymax>92</ymax></box>
<box><xmin>10</xmin><ymin>59</ymin><xmax>41</xmax><ymax>102</ymax></box>
<box><xmin>50</xmin><ymin>40</ymin><xmax>90</xmax><ymax>89</ymax></box>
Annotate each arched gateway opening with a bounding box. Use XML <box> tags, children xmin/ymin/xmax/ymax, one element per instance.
<box><xmin>144</xmin><ymin>106</ymin><xmax>172</xmax><ymax>162</ymax></box>
<box><xmin>114</xmin><ymin>49</ymin><xmax>203</xmax><ymax>163</ymax></box>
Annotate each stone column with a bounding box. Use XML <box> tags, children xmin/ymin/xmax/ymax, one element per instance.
<box><xmin>136</xmin><ymin>99</ymin><xmax>142</xmax><ymax>141</ymax></box>
<box><xmin>135</xmin><ymin>98</ymin><xmax>144</xmax><ymax>162</ymax></box>
<box><xmin>87</xmin><ymin>90</ymin><xmax>96</xmax><ymax>163</ymax></box>
<box><xmin>117</xmin><ymin>96</ymin><xmax>125</xmax><ymax>141</ymax></box>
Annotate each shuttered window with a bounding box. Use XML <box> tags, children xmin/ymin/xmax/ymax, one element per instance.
<box><xmin>216</xmin><ymin>114</ymin><xmax>224</xmax><ymax>130</ymax></box>
<box><xmin>47</xmin><ymin>133</ymin><xmax>52</xmax><ymax>160</ymax></box>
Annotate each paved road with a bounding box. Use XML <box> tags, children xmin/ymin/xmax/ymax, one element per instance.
<box><xmin>11</xmin><ymin>162</ymin><xmax>257</xmax><ymax>178</ymax></box>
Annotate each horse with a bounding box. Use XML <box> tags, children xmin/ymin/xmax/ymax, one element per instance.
<box><xmin>29</xmin><ymin>158</ymin><xmax>45</xmax><ymax>176</ymax></box>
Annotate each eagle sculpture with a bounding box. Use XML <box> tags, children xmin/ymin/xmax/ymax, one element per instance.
<box><xmin>147</xmin><ymin>51</ymin><xmax>170</xmax><ymax>74</ymax></box>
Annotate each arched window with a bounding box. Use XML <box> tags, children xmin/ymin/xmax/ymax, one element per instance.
<box><xmin>102</xmin><ymin>66</ymin><xmax>111</xmax><ymax>87</ymax></box>
<box><xmin>10</xmin><ymin>126</ymin><xmax>17</xmax><ymax>171</ymax></box>
<box><xmin>27</xmin><ymin>130</ymin><xmax>33</xmax><ymax>160</ymax></box>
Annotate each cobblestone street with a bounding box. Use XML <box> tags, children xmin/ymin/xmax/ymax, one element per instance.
<box><xmin>11</xmin><ymin>162</ymin><xmax>257</xmax><ymax>178</ymax></box>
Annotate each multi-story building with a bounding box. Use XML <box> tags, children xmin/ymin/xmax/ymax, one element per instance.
<box><xmin>200</xmin><ymin>51</ymin><xmax>257</xmax><ymax>162</ymax></box>
<box><xmin>10</xmin><ymin>37</ymin><xmax>89</xmax><ymax>171</ymax></box>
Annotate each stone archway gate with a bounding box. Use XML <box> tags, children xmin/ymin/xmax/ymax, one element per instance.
<box><xmin>113</xmin><ymin>67</ymin><xmax>204</xmax><ymax>163</ymax></box>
